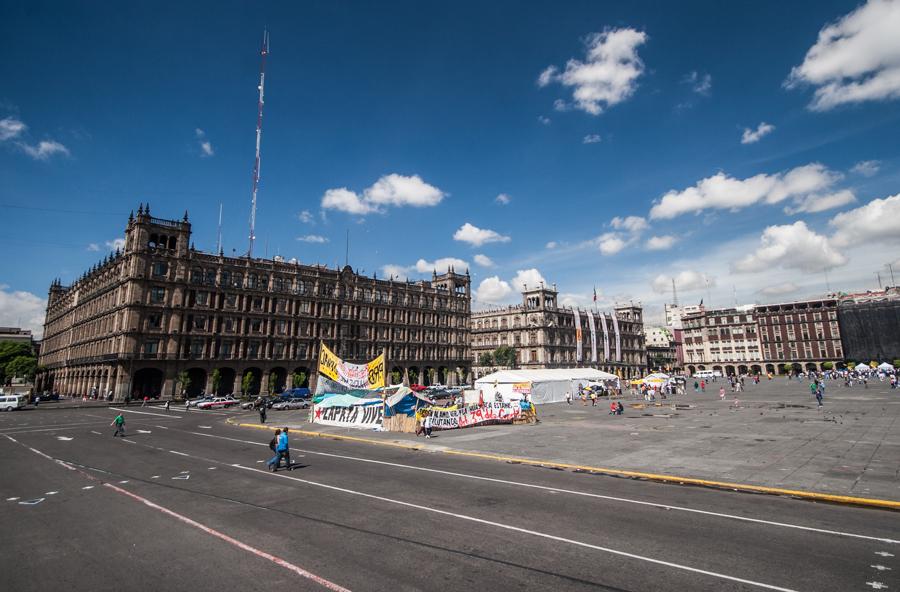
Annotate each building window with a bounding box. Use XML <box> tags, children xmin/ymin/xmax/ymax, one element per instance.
<box><xmin>191</xmin><ymin>268</ymin><xmax>204</xmax><ymax>284</ymax></box>
<box><xmin>143</xmin><ymin>340</ymin><xmax>159</xmax><ymax>355</ymax></box>
<box><xmin>251</xmin><ymin>319</ymin><xmax>263</xmax><ymax>333</ymax></box>
<box><xmin>193</xmin><ymin>316</ymin><xmax>206</xmax><ymax>331</ymax></box>
<box><xmin>232</xmin><ymin>273</ymin><xmax>243</xmax><ymax>288</ymax></box>
<box><xmin>221</xmin><ymin>342</ymin><xmax>233</xmax><ymax>357</ymax></box>
<box><xmin>273</xmin><ymin>277</ymin><xmax>284</xmax><ymax>292</ymax></box>
<box><xmin>223</xmin><ymin>318</ymin><xmax>234</xmax><ymax>333</ymax></box>
<box><xmin>152</xmin><ymin>261</ymin><xmax>168</xmax><ymax>277</ymax></box>
<box><xmin>190</xmin><ymin>340</ymin><xmax>203</xmax><ymax>357</ymax></box>
<box><xmin>274</xmin><ymin>342</ymin><xmax>285</xmax><ymax>357</ymax></box>
<box><xmin>147</xmin><ymin>314</ymin><xmax>162</xmax><ymax>329</ymax></box>
<box><xmin>252</xmin><ymin>297</ymin><xmax>263</xmax><ymax>310</ymax></box>
<box><xmin>150</xmin><ymin>287</ymin><xmax>166</xmax><ymax>303</ymax></box>
<box><xmin>196</xmin><ymin>291</ymin><xmax>209</xmax><ymax>306</ymax></box>
<box><xmin>221</xmin><ymin>270</ymin><xmax>231</xmax><ymax>286</ymax></box>
<box><xmin>225</xmin><ymin>294</ymin><xmax>237</xmax><ymax>308</ymax></box>
<box><xmin>248</xmin><ymin>341</ymin><xmax>260</xmax><ymax>358</ymax></box>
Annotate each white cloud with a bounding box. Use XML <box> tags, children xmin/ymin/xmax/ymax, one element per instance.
<box><xmin>86</xmin><ymin>243</ymin><xmax>100</xmax><ymax>252</ymax></box>
<box><xmin>783</xmin><ymin>190</ymin><xmax>856</xmax><ymax>214</ymax></box>
<box><xmin>583</xmin><ymin>134</ymin><xmax>602</xmax><ymax>144</ymax></box>
<box><xmin>0</xmin><ymin>117</ymin><xmax>26</xmax><ymax>141</ymax></box>
<box><xmin>105</xmin><ymin>238</ymin><xmax>125</xmax><ymax>251</ymax></box>
<box><xmin>646</xmin><ymin>235</ymin><xmax>676</xmax><ymax>250</ymax></box>
<box><xmin>297</xmin><ymin>234</ymin><xmax>328</xmax><ymax>243</ymax></box>
<box><xmin>649</xmin><ymin>163</ymin><xmax>845</xmax><ymax>219</ymax></box>
<box><xmin>741</xmin><ymin>122</ymin><xmax>775</xmax><ymax>144</ymax></box>
<box><xmin>851</xmin><ymin>160</ymin><xmax>881</xmax><ymax>176</ymax></box>
<box><xmin>538</xmin><ymin>27</ymin><xmax>648</xmax><ymax>115</ymax></box>
<box><xmin>553</xmin><ymin>99</ymin><xmax>569</xmax><ymax>111</ymax></box>
<box><xmin>475</xmin><ymin>276</ymin><xmax>512</xmax><ymax>303</ymax></box>
<box><xmin>195</xmin><ymin>128</ymin><xmax>214</xmax><ymax>157</ymax></box>
<box><xmin>298</xmin><ymin>210</ymin><xmax>314</xmax><ymax>223</ymax></box>
<box><xmin>537</xmin><ymin>115</ymin><xmax>551</xmax><ymax>125</ymax></box>
<box><xmin>381</xmin><ymin>264</ymin><xmax>410</xmax><ymax>281</ymax></box>
<box><xmin>545</xmin><ymin>241</ymin><xmax>558</xmax><ymax>249</ymax></box>
<box><xmin>473</xmin><ymin>254</ymin><xmax>495</xmax><ymax>267</ymax></box>
<box><xmin>511</xmin><ymin>268</ymin><xmax>547</xmax><ymax>291</ymax></box>
<box><xmin>20</xmin><ymin>140</ymin><xmax>69</xmax><ymax>160</ymax></box>
<box><xmin>610</xmin><ymin>215</ymin><xmax>648</xmax><ymax>233</ymax></box>
<box><xmin>321</xmin><ymin>174</ymin><xmax>446</xmax><ymax>215</ymax></box>
<box><xmin>415</xmin><ymin>257</ymin><xmax>468</xmax><ymax>274</ymax></box>
<box><xmin>495</xmin><ymin>193</ymin><xmax>511</xmax><ymax>205</ymax></box>
<box><xmin>786</xmin><ymin>0</ymin><xmax>900</xmax><ymax>110</ymax></box>
<box><xmin>453</xmin><ymin>222</ymin><xmax>511</xmax><ymax>247</ymax></box>
<box><xmin>321</xmin><ymin>187</ymin><xmax>377</xmax><ymax>215</ymax></box>
<box><xmin>597</xmin><ymin>233</ymin><xmax>627</xmax><ymax>255</ymax></box>
<box><xmin>651</xmin><ymin>270</ymin><xmax>713</xmax><ymax>294</ymax></box>
<box><xmin>0</xmin><ymin>286</ymin><xmax>47</xmax><ymax>339</ymax></box>
<box><xmin>830</xmin><ymin>193</ymin><xmax>900</xmax><ymax>247</ymax></box>
<box><xmin>733</xmin><ymin>221</ymin><xmax>847</xmax><ymax>273</ymax></box>
<box><xmin>683</xmin><ymin>71</ymin><xmax>712</xmax><ymax>95</ymax></box>
<box><xmin>759</xmin><ymin>282</ymin><xmax>800</xmax><ymax>296</ymax></box>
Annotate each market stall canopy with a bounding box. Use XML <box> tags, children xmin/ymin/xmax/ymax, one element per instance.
<box><xmin>877</xmin><ymin>362</ymin><xmax>895</xmax><ymax>371</ymax></box>
<box><xmin>854</xmin><ymin>363</ymin><xmax>871</xmax><ymax>372</ymax></box>
<box><xmin>474</xmin><ymin>368</ymin><xmax>619</xmax><ymax>405</ymax></box>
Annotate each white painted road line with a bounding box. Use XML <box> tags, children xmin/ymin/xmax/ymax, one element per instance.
<box><xmin>109</xmin><ymin>408</ymin><xmax>182</xmax><ymax>418</ymax></box>
<box><xmin>103</xmin><ymin>481</ymin><xmax>352</xmax><ymax>591</ymax></box>
<box><xmin>188</xmin><ymin>430</ymin><xmax>900</xmax><ymax>545</ymax></box>
<box><xmin>231</xmin><ymin>462</ymin><xmax>799</xmax><ymax>592</ymax></box>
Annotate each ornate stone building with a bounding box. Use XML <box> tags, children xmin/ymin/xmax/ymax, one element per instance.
<box><xmin>37</xmin><ymin>206</ymin><xmax>471</xmax><ymax>400</ymax></box>
<box><xmin>471</xmin><ymin>285</ymin><xmax>645</xmax><ymax>379</ymax></box>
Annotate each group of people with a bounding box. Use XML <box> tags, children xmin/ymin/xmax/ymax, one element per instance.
<box><xmin>267</xmin><ymin>428</ymin><xmax>293</xmax><ymax>471</ymax></box>
<box><xmin>415</xmin><ymin>412</ymin><xmax>434</xmax><ymax>438</ymax></box>
<box><xmin>809</xmin><ymin>379</ymin><xmax>826</xmax><ymax>408</ymax></box>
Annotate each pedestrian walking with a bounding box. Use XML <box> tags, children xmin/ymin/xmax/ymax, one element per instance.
<box><xmin>617</xmin><ymin>401</ymin><xmax>624</xmax><ymax>415</ymax></box>
<box><xmin>693</xmin><ymin>381</ymin><xmax>699</xmax><ymax>393</ymax></box>
<box><xmin>164</xmin><ymin>400</ymin><xmax>170</xmax><ymax>413</ymax></box>
<box><xmin>700</xmin><ymin>380</ymin><xmax>706</xmax><ymax>392</ymax></box>
<box><xmin>279</xmin><ymin>428</ymin><xmax>292</xmax><ymax>470</ymax></box>
<box><xmin>141</xmin><ymin>396</ymin><xmax>149</xmax><ymax>407</ymax></box>
<box><xmin>609</xmin><ymin>401</ymin><xmax>617</xmax><ymax>415</ymax></box>
<box><xmin>267</xmin><ymin>429</ymin><xmax>282</xmax><ymax>471</ymax></box>
<box><xmin>423</xmin><ymin>412</ymin><xmax>433</xmax><ymax>438</ymax></box>
<box><xmin>565</xmin><ymin>391</ymin><xmax>572</xmax><ymax>405</ymax></box>
<box><xmin>259</xmin><ymin>400</ymin><xmax>267</xmax><ymax>424</ymax></box>
<box><xmin>111</xmin><ymin>413</ymin><xmax>125</xmax><ymax>437</ymax></box>
<box><xmin>590</xmin><ymin>391</ymin><xmax>597</xmax><ymax>406</ymax></box>
<box><xmin>719</xmin><ymin>386</ymin><xmax>726</xmax><ymax>400</ymax></box>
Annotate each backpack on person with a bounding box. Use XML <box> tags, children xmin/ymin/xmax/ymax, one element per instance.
<box><xmin>269</xmin><ymin>436</ymin><xmax>278</xmax><ymax>451</ymax></box>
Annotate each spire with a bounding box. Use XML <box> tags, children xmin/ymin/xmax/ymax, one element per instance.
<box><xmin>183</xmin><ymin>210</ymin><xmax>189</xmax><ymax>222</ymax></box>
<box><xmin>128</xmin><ymin>210</ymin><xmax>134</xmax><ymax>223</ymax></box>
<box><xmin>145</xmin><ymin>202</ymin><xmax>150</xmax><ymax>215</ymax></box>
<box><xmin>137</xmin><ymin>203</ymin><xmax>144</xmax><ymax>215</ymax></box>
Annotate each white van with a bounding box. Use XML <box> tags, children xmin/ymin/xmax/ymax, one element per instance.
<box><xmin>693</xmin><ymin>370</ymin><xmax>715</xmax><ymax>379</ymax></box>
<box><xmin>0</xmin><ymin>394</ymin><xmax>28</xmax><ymax>411</ymax></box>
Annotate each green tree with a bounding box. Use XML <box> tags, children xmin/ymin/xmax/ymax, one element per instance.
<box><xmin>478</xmin><ymin>352</ymin><xmax>493</xmax><ymax>366</ymax></box>
<box><xmin>241</xmin><ymin>371</ymin><xmax>254</xmax><ymax>396</ymax></box>
<box><xmin>5</xmin><ymin>355</ymin><xmax>37</xmax><ymax>382</ymax></box>
<box><xmin>894</xmin><ymin>359</ymin><xmax>900</xmax><ymax>369</ymax></box>
<box><xmin>175</xmin><ymin>371</ymin><xmax>191</xmax><ymax>399</ymax></box>
<box><xmin>390</xmin><ymin>370</ymin><xmax>402</xmax><ymax>385</ymax></box>
<box><xmin>427</xmin><ymin>367</ymin><xmax>437</xmax><ymax>385</ymax></box>
<box><xmin>0</xmin><ymin>342</ymin><xmax>34</xmax><ymax>384</ymax></box>
<box><xmin>492</xmin><ymin>346</ymin><xmax>517</xmax><ymax>368</ymax></box>
<box><xmin>292</xmin><ymin>371</ymin><xmax>307</xmax><ymax>388</ymax></box>
<box><xmin>211</xmin><ymin>369</ymin><xmax>222</xmax><ymax>395</ymax></box>
<box><xmin>821</xmin><ymin>361</ymin><xmax>834</xmax><ymax>370</ymax></box>
<box><xmin>408</xmin><ymin>368</ymin><xmax>419</xmax><ymax>384</ymax></box>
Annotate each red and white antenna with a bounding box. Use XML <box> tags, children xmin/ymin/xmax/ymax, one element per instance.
<box><xmin>248</xmin><ymin>29</ymin><xmax>269</xmax><ymax>258</ymax></box>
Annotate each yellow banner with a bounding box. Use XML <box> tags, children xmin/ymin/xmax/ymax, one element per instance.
<box><xmin>318</xmin><ymin>342</ymin><xmax>385</xmax><ymax>390</ymax></box>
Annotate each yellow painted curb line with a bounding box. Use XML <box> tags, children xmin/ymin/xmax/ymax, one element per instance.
<box><xmin>226</xmin><ymin>418</ymin><xmax>900</xmax><ymax>511</ymax></box>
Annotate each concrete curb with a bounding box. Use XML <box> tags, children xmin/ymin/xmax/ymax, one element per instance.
<box><xmin>226</xmin><ymin>417</ymin><xmax>900</xmax><ymax>511</ymax></box>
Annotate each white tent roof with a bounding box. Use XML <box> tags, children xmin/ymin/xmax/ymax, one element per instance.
<box><xmin>877</xmin><ymin>362</ymin><xmax>895</xmax><ymax>371</ymax></box>
<box><xmin>854</xmin><ymin>363</ymin><xmax>871</xmax><ymax>372</ymax></box>
<box><xmin>475</xmin><ymin>368</ymin><xmax>619</xmax><ymax>385</ymax></box>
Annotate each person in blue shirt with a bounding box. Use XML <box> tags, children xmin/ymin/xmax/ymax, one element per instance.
<box><xmin>278</xmin><ymin>427</ymin><xmax>292</xmax><ymax>470</ymax></box>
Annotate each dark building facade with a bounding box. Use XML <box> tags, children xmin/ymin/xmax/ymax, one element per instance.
<box><xmin>37</xmin><ymin>206</ymin><xmax>471</xmax><ymax>400</ymax></box>
<box><xmin>755</xmin><ymin>297</ymin><xmax>842</xmax><ymax>374</ymax></box>
<box><xmin>838</xmin><ymin>288</ymin><xmax>900</xmax><ymax>363</ymax></box>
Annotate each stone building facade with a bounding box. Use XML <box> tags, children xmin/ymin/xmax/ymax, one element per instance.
<box><xmin>471</xmin><ymin>285</ymin><xmax>645</xmax><ymax>379</ymax></box>
<box><xmin>644</xmin><ymin>326</ymin><xmax>677</xmax><ymax>371</ymax></box>
<box><xmin>37</xmin><ymin>206</ymin><xmax>471</xmax><ymax>400</ymax></box>
<box><xmin>680</xmin><ymin>297</ymin><xmax>841</xmax><ymax>376</ymax></box>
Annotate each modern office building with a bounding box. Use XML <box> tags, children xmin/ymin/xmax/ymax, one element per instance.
<box><xmin>37</xmin><ymin>205</ymin><xmax>472</xmax><ymax>399</ymax></box>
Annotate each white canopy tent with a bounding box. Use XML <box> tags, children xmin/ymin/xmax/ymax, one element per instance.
<box><xmin>877</xmin><ymin>362</ymin><xmax>895</xmax><ymax>372</ymax></box>
<box><xmin>854</xmin><ymin>363</ymin><xmax>871</xmax><ymax>372</ymax></box>
<box><xmin>474</xmin><ymin>368</ymin><xmax>620</xmax><ymax>405</ymax></box>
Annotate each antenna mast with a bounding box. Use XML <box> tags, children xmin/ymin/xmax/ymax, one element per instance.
<box><xmin>671</xmin><ymin>277</ymin><xmax>679</xmax><ymax>307</ymax></box>
<box><xmin>248</xmin><ymin>30</ymin><xmax>269</xmax><ymax>258</ymax></box>
<box><xmin>216</xmin><ymin>203</ymin><xmax>223</xmax><ymax>254</ymax></box>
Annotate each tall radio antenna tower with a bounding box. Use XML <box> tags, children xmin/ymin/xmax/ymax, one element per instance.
<box><xmin>248</xmin><ymin>29</ymin><xmax>269</xmax><ymax>258</ymax></box>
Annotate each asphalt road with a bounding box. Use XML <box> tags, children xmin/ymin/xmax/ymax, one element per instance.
<box><xmin>1</xmin><ymin>406</ymin><xmax>898</xmax><ymax>592</ymax></box>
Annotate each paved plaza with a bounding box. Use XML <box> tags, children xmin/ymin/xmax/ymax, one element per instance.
<box><xmin>266</xmin><ymin>377</ymin><xmax>900</xmax><ymax>502</ymax></box>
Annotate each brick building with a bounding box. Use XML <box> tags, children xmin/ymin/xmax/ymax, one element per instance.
<box><xmin>471</xmin><ymin>285</ymin><xmax>645</xmax><ymax>378</ymax></box>
<box><xmin>37</xmin><ymin>205</ymin><xmax>471</xmax><ymax>400</ymax></box>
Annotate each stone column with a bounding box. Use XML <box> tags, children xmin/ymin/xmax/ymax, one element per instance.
<box><xmin>115</xmin><ymin>367</ymin><xmax>130</xmax><ymax>402</ymax></box>
<box><xmin>206</xmin><ymin>372</ymin><xmax>215</xmax><ymax>396</ymax></box>
<box><xmin>233</xmin><ymin>372</ymin><xmax>243</xmax><ymax>397</ymax></box>
<box><xmin>260</xmin><ymin>371</ymin><xmax>269</xmax><ymax>397</ymax></box>
<box><xmin>162</xmin><ymin>376</ymin><xmax>175</xmax><ymax>400</ymax></box>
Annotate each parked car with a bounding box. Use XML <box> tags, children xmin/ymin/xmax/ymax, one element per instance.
<box><xmin>186</xmin><ymin>395</ymin><xmax>215</xmax><ymax>408</ymax></box>
<box><xmin>0</xmin><ymin>394</ymin><xmax>28</xmax><ymax>411</ymax></box>
<box><xmin>241</xmin><ymin>396</ymin><xmax>272</xmax><ymax>410</ymax></box>
<box><xmin>196</xmin><ymin>396</ymin><xmax>238</xmax><ymax>410</ymax></box>
<box><xmin>272</xmin><ymin>399</ymin><xmax>310</xmax><ymax>411</ymax></box>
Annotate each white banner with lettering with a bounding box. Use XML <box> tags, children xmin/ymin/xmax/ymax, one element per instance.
<box><xmin>586</xmin><ymin>310</ymin><xmax>598</xmax><ymax>363</ymax></box>
<box><xmin>573</xmin><ymin>308</ymin><xmax>583</xmax><ymax>363</ymax></box>
<box><xmin>313</xmin><ymin>402</ymin><xmax>383</xmax><ymax>429</ymax></box>
<box><xmin>428</xmin><ymin>402</ymin><xmax>522</xmax><ymax>430</ymax></box>
<box><xmin>612</xmin><ymin>314</ymin><xmax>622</xmax><ymax>362</ymax></box>
<box><xmin>599</xmin><ymin>313</ymin><xmax>610</xmax><ymax>361</ymax></box>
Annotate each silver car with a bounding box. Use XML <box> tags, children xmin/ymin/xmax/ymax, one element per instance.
<box><xmin>272</xmin><ymin>399</ymin><xmax>309</xmax><ymax>410</ymax></box>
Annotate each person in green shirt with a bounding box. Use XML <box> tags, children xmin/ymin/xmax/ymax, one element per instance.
<box><xmin>111</xmin><ymin>413</ymin><xmax>125</xmax><ymax>437</ymax></box>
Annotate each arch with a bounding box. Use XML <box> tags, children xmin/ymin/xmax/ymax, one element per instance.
<box><xmin>213</xmin><ymin>367</ymin><xmax>236</xmax><ymax>396</ymax></box>
<box><xmin>423</xmin><ymin>366</ymin><xmax>436</xmax><ymax>386</ymax></box>
<box><xmin>168</xmin><ymin>236</ymin><xmax>177</xmax><ymax>250</ymax></box>
<box><xmin>291</xmin><ymin>367</ymin><xmax>310</xmax><ymax>388</ymax></box>
<box><xmin>712</xmin><ymin>365</ymin><xmax>723</xmax><ymax>373</ymax></box>
<box><xmin>777</xmin><ymin>363</ymin><xmax>788</xmax><ymax>375</ymax></box>
<box><xmin>687</xmin><ymin>365</ymin><xmax>696</xmax><ymax>375</ymax></box>
<box><xmin>697</xmin><ymin>365</ymin><xmax>706</xmax><ymax>371</ymax></box>
<box><xmin>438</xmin><ymin>366</ymin><xmax>449</xmax><ymax>386</ymax></box>
<box><xmin>185</xmin><ymin>367</ymin><xmax>206</xmax><ymax>397</ymax></box>
<box><xmin>750</xmin><ymin>364</ymin><xmax>762</xmax><ymax>375</ymax></box>
<box><xmin>269</xmin><ymin>367</ymin><xmax>288</xmax><ymax>394</ymax></box>
<box><xmin>738</xmin><ymin>365</ymin><xmax>749</xmax><ymax>375</ymax></box>
<box><xmin>390</xmin><ymin>366</ymin><xmax>404</xmax><ymax>385</ymax></box>
<box><xmin>805</xmin><ymin>362</ymin><xmax>818</xmax><ymax>373</ymax></box>
<box><xmin>241</xmin><ymin>367</ymin><xmax>262</xmax><ymax>396</ymax></box>
<box><xmin>725</xmin><ymin>365</ymin><xmax>736</xmax><ymax>376</ymax></box>
<box><xmin>408</xmin><ymin>366</ymin><xmax>420</xmax><ymax>386</ymax></box>
<box><xmin>765</xmin><ymin>363</ymin><xmax>775</xmax><ymax>375</ymax></box>
<box><xmin>132</xmin><ymin>368</ymin><xmax>164</xmax><ymax>400</ymax></box>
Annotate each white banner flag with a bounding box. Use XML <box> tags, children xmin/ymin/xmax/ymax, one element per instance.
<box><xmin>612</xmin><ymin>313</ymin><xmax>622</xmax><ymax>362</ymax></box>
<box><xmin>586</xmin><ymin>310</ymin><xmax>598</xmax><ymax>363</ymax></box>
<box><xmin>599</xmin><ymin>313</ymin><xmax>610</xmax><ymax>361</ymax></box>
<box><xmin>573</xmin><ymin>308</ymin><xmax>583</xmax><ymax>363</ymax></box>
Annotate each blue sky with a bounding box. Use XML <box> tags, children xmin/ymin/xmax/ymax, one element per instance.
<box><xmin>2</xmin><ymin>0</ymin><xmax>900</xmax><ymax>336</ymax></box>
